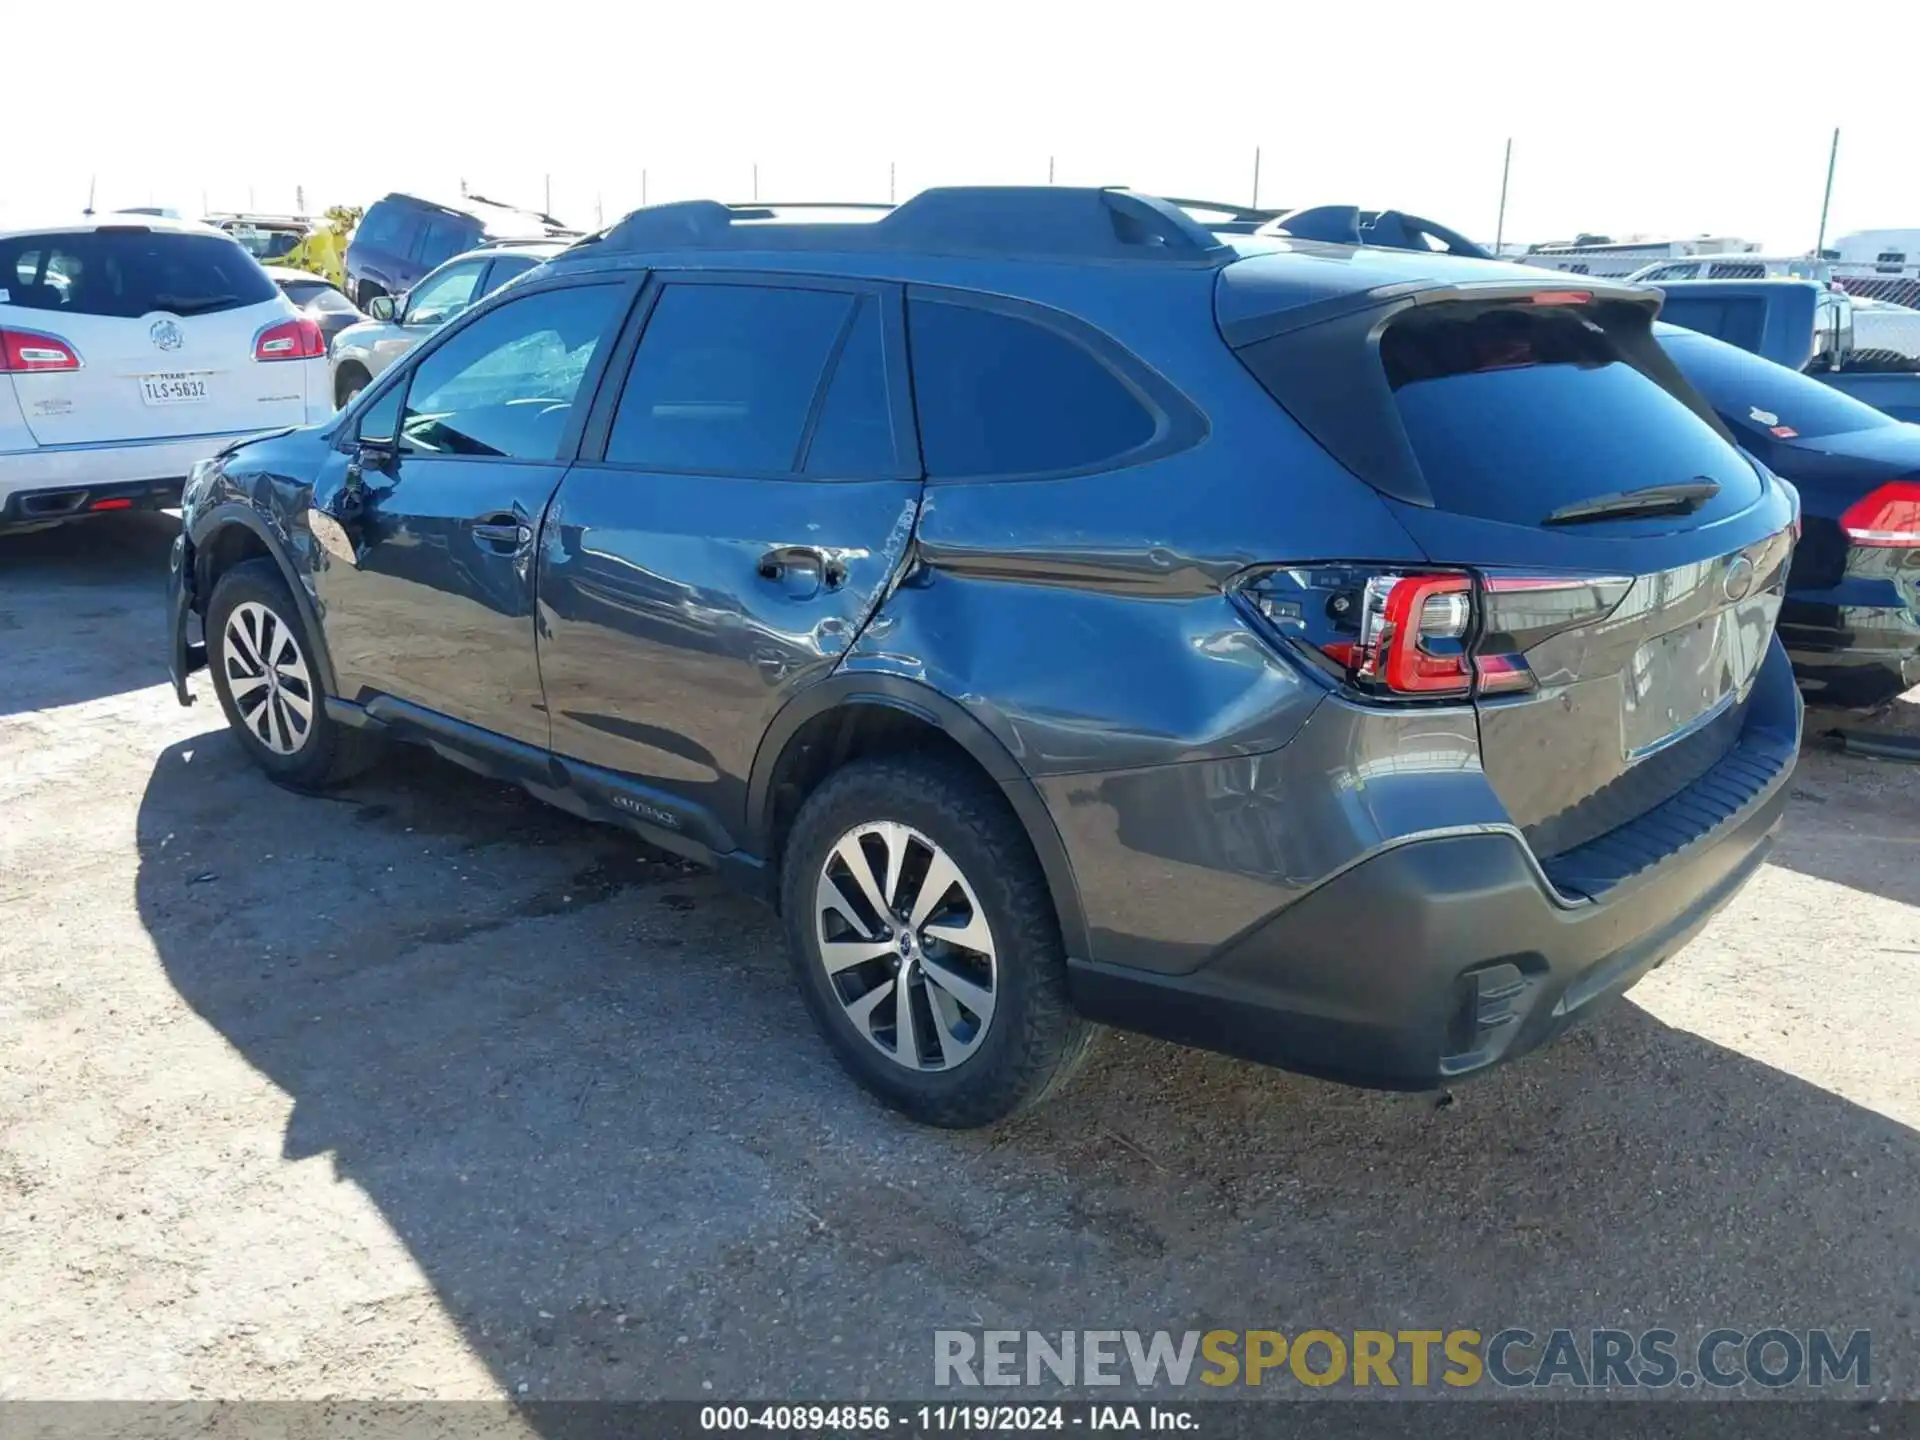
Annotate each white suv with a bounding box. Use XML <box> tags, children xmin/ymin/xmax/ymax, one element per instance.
<box><xmin>1</xmin><ymin>216</ymin><xmax>331</xmax><ymax>534</ymax></box>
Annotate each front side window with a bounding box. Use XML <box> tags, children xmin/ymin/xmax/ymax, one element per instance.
<box><xmin>403</xmin><ymin>261</ymin><xmax>486</xmax><ymax>326</ymax></box>
<box><xmin>906</xmin><ymin>296</ymin><xmax>1157</xmax><ymax>478</ymax></box>
<box><xmin>399</xmin><ymin>284</ymin><xmax>625</xmax><ymax>461</ymax></box>
<box><xmin>605</xmin><ymin>282</ymin><xmax>855</xmax><ymax>473</ymax></box>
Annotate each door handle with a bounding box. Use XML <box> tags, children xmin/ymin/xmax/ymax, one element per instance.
<box><xmin>758</xmin><ymin>545</ymin><xmax>848</xmax><ymax>592</ymax></box>
<box><xmin>472</xmin><ymin>513</ymin><xmax>531</xmax><ymax>551</ymax></box>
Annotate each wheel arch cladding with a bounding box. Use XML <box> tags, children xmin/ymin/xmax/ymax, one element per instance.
<box><xmin>748</xmin><ymin>677</ymin><xmax>1092</xmax><ymax>961</ymax></box>
<box><xmin>192</xmin><ymin>504</ymin><xmax>339</xmax><ymax>699</ymax></box>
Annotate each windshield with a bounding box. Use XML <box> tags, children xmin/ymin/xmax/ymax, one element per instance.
<box><xmin>1661</xmin><ymin>330</ymin><xmax>1897</xmax><ymax>441</ymax></box>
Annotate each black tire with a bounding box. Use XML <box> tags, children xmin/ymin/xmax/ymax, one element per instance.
<box><xmin>334</xmin><ymin>362</ymin><xmax>370</xmax><ymax>410</ymax></box>
<box><xmin>205</xmin><ymin>558</ymin><xmax>382</xmax><ymax>791</ymax></box>
<box><xmin>780</xmin><ymin>754</ymin><xmax>1099</xmax><ymax>1128</ymax></box>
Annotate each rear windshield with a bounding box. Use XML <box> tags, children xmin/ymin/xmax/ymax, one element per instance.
<box><xmin>1</xmin><ymin>228</ymin><xmax>276</xmax><ymax>318</ymax></box>
<box><xmin>1661</xmin><ymin>329</ymin><xmax>1896</xmax><ymax>441</ymax></box>
<box><xmin>1379</xmin><ymin>303</ymin><xmax>1761</xmax><ymax>524</ymax></box>
<box><xmin>280</xmin><ymin>278</ymin><xmax>357</xmax><ymax>314</ymax></box>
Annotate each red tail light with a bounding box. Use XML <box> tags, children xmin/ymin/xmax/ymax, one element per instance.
<box><xmin>1839</xmin><ymin>480</ymin><xmax>1920</xmax><ymax>547</ymax></box>
<box><xmin>1238</xmin><ymin>565</ymin><xmax>1629</xmax><ymax>702</ymax></box>
<box><xmin>89</xmin><ymin>497</ymin><xmax>134</xmax><ymax>511</ymax></box>
<box><xmin>1527</xmin><ymin>290</ymin><xmax>1593</xmax><ymax>306</ymax></box>
<box><xmin>0</xmin><ymin>327</ymin><xmax>82</xmax><ymax>372</ymax></box>
<box><xmin>252</xmin><ymin>316</ymin><xmax>326</xmax><ymax>362</ymax></box>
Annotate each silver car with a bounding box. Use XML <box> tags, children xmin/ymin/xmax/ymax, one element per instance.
<box><xmin>327</xmin><ymin>241</ymin><xmax>563</xmax><ymax>407</ymax></box>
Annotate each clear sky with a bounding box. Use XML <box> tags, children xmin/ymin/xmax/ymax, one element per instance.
<box><xmin>12</xmin><ymin>0</ymin><xmax>1917</xmax><ymax>251</ymax></box>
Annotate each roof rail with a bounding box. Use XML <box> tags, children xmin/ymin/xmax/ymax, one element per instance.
<box><xmin>1258</xmin><ymin>206</ymin><xmax>1491</xmax><ymax>260</ymax></box>
<box><xmin>589</xmin><ymin>187</ymin><xmax>1232</xmax><ymax>265</ymax></box>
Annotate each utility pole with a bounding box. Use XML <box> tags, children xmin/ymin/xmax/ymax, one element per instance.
<box><xmin>890</xmin><ymin>161</ymin><xmax>896</xmax><ymax>204</ymax></box>
<box><xmin>296</xmin><ymin>184</ymin><xmax>305</xmax><ymax>214</ymax></box>
<box><xmin>248</xmin><ymin>184</ymin><xmax>255</xmax><ymax>210</ymax></box>
<box><xmin>86</xmin><ymin>174</ymin><xmax>96</xmax><ymax>215</ymax></box>
<box><xmin>1815</xmin><ymin>126</ymin><xmax>1841</xmax><ymax>256</ymax></box>
<box><xmin>544</xmin><ymin>173</ymin><xmax>552</xmax><ymax>215</ymax></box>
<box><xmin>1494</xmin><ymin>137</ymin><xmax>1513</xmax><ymax>254</ymax></box>
<box><xmin>1048</xmin><ymin>155</ymin><xmax>1055</xmax><ymax>185</ymax></box>
<box><xmin>752</xmin><ymin>163</ymin><xmax>759</xmax><ymax>202</ymax></box>
<box><xmin>595</xmin><ymin>192</ymin><xmax>603</xmax><ymax>228</ymax></box>
<box><xmin>642</xmin><ymin>169</ymin><xmax>648</xmax><ymax>206</ymax></box>
<box><xmin>1251</xmin><ymin>146</ymin><xmax>1261</xmax><ymax>209</ymax></box>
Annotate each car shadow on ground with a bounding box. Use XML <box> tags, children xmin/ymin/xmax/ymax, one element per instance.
<box><xmin>134</xmin><ymin>729</ymin><xmax>1920</xmax><ymax>1401</ymax></box>
<box><xmin>0</xmin><ymin>512</ymin><xmax>180</xmax><ymax>716</ymax></box>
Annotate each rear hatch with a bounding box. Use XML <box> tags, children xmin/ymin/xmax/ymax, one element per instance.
<box><xmin>1221</xmin><ymin>255</ymin><xmax>1796</xmax><ymax>863</ymax></box>
<box><xmin>1</xmin><ymin>226</ymin><xmax>309</xmax><ymax>445</ymax></box>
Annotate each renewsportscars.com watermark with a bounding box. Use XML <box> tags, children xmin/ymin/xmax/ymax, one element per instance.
<box><xmin>934</xmin><ymin>1328</ymin><xmax>1872</xmax><ymax>1391</ymax></box>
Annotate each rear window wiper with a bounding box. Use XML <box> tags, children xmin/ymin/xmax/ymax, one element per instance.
<box><xmin>1541</xmin><ymin>479</ymin><xmax>1721</xmax><ymax>527</ymax></box>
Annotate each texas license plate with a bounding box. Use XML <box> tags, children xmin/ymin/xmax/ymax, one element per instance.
<box><xmin>140</xmin><ymin>373</ymin><xmax>209</xmax><ymax>406</ymax></box>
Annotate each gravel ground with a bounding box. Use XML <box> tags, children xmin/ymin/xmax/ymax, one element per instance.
<box><xmin>1</xmin><ymin>512</ymin><xmax>1917</xmax><ymax>1405</ymax></box>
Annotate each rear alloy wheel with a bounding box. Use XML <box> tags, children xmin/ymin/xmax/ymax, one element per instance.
<box><xmin>781</xmin><ymin>755</ymin><xmax>1098</xmax><ymax>1127</ymax></box>
<box><xmin>205</xmin><ymin>558</ymin><xmax>382</xmax><ymax>790</ymax></box>
<box><xmin>815</xmin><ymin>821</ymin><xmax>1000</xmax><ymax>1072</ymax></box>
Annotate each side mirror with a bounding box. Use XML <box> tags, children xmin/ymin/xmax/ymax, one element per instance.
<box><xmin>367</xmin><ymin>294</ymin><xmax>396</xmax><ymax>322</ymax></box>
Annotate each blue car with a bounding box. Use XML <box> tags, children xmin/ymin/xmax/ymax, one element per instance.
<box><xmin>166</xmin><ymin>189</ymin><xmax>1800</xmax><ymax>1126</ymax></box>
<box><xmin>1658</xmin><ymin>322</ymin><xmax>1920</xmax><ymax>708</ymax></box>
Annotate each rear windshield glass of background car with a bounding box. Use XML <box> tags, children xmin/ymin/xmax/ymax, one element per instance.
<box><xmin>282</xmin><ymin>280</ymin><xmax>357</xmax><ymax>314</ymax></box>
<box><xmin>906</xmin><ymin>297</ymin><xmax>1156</xmax><ymax>477</ymax></box>
<box><xmin>1379</xmin><ymin>302</ymin><xmax>1760</xmax><ymax>523</ymax></box>
<box><xmin>606</xmin><ymin>283</ymin><xmax>855</xmax><ymax>474</ymax></box>
<box><xmin>0</xmin><ymin>229</ymin><xmax>276</xmax><ymax>318</ymax></box>
<box><xmin>1662</xmin><ymin>331</ymin><xmax>1897</xmax><ymax>441</ymax></box>
<box><xmin>1655</xmin><ymin>296</ymin><xmax>1767</xmax><ymax>354</ymax></box>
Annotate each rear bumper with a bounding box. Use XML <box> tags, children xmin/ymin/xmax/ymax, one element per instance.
<box><xmin>1780</xmin><ymin>591</ymin><xmax>1920</xmax><ymax>708</ymax></box>
<box><xmin>1061</xmin><ymin>640</ymin><xmax>1801</xmax><ymax>1089</ymax></box>
<box><xmin>0</xmin><ymin>475</ymin><xmax>183</xmax><ymax>531</ymax></box>
<box><xmin>0</xmin><ymin>428</ymin><xmax>272</xmax><ymax>513</ymax></box>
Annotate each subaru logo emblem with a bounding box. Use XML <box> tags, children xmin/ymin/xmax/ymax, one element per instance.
<box><xmin>1722</xmin><ymin>555</ymin><xmax>1756</xmax><ymax>603</ymax></box>
<box><xmin>150</xmin><ymin>319</ymin><xmax>184</xmax><ymax>352</ymax></box>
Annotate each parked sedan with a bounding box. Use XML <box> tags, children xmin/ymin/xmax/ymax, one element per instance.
<box><xmin>327</xmin><ymin>242</ymin><xmax>560</xmax><ymax>408</ymax></box>
<box><xmin>265</xmin><ymin>266</ymin><xmax>362</xmax><ymax>348</ymax></box>
<box><xmin>1659</xmin><ymin>321</ymin><xmax>1920</xmax><ymax>706</ymax></box>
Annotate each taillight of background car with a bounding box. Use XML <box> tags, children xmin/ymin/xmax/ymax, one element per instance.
<box><xmin>251</xmin><ymin>317</ymin><xmax>326</xmax><ymax>362</ymax></box>
<box><xmin>1236</xmin><ymin>565</ymin><xmax>1631</xmax><ymax>701</ymax></box>
<box><xmin>0</xmin><ymin>327</ymin><xmax>82</xmax><ymax>372</ymax></box>
<box><xmin>1839</xmin><ymin>481</ymin><xmax>1920</xmax><ymax>548</ymax></box>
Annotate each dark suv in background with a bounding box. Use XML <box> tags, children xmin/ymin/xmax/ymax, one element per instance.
<box><xmin>344</xmin><ymin>192</ymin><xmax>575</xmax><ymax>308</ymax></box>
<box><xmin>167</xmin><ymin>188</ymin><xmax>1801</xmax><ymax>1127</ymax></box>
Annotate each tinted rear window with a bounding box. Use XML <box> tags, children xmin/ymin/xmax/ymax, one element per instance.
<box><xmin>907</xmin><ymin>297</ymin><xmax>1155</xmax><ymax>477</ymax></box>
<box><xmin>1381</xmin><ymin>303</ymin><xmax>1759</xmax><ymax>524</ymax></box>
<box><xmin>1</xmin><ymin>229</ymin><xmax>276</xmax><ymax>318</ymax></box>
<box><xmin>1656</xmin><ymin>296</ymin><xmax>1766</xmax><ymax>354</ymax></box>
<box><xmin>1661</xmin><ymin>330</ymin><xmax>1896</xmax><ymax>441</ymax></box>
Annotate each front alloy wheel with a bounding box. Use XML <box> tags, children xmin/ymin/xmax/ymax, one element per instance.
<box><xmin>815</xmin><ymin>821</ymin><xmax>999</xmax><ymax>1071</ymax></box>
<box><xmin>221</xmin><ymin>599</ymin><xmax>315</xmax><ymax>755</ymax></box>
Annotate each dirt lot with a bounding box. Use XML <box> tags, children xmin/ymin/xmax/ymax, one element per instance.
<box><xmin>2</xmin><ymin>512</ymin><xmax>1918</xmax><ymax>1403</ymax></box>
